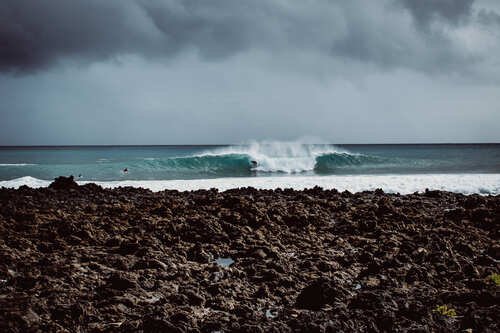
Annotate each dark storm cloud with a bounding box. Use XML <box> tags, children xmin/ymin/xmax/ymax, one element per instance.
<box><xmin>0</xmin><ymin>0</ymin><xmax>498</xmax><ymax>74</ymax></box>
<box><xmin>2</xmin><ymin>0</ymin><xmax>303</xmax><ymax>70</ymax></box>
<box><xmin>0</xmin><ymin>0</ymin><xmax>156</xmax><ymax>71</ymax></box>
<box><xmin>400</xmin><ymin>0</ymin><xmax>474</xmax><ymax>26</ymax></box>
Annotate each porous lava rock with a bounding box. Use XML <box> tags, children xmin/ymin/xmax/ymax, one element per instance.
<box><xmin>0</xmin><ymin>184</ymin><xmax>498</xmax><ymax>332</ymax></box>
<box><xmin>48</xmin><ymin>175</ymin><xmax>79</xmax><ymax>190</ymax></box>
<box><xmin>295</xmin><ymin>278</ymin><xmax>339</xmax><ymax>310</ymax></box>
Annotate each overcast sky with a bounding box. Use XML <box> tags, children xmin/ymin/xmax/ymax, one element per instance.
<box><xmin>1</xmin><ymin>0</ymin><xmax>499</xmax><ymax>144</ymax></box>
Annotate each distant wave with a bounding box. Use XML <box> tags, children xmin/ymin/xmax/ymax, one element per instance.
<box><xmin>1</xmin><ymin>174</ymin><xmax>499</xmax><ymax>195</ymax></box>
<box><xmin>0</xmin><ymin>163</ymin><xmax>36</xmax><ymax>166</ymax></box>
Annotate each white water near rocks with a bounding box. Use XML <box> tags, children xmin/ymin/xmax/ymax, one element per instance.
<box><xmin>2</xmin><ymin>174</ymin><xmax>499</xmax><ymax>195</ymax></box>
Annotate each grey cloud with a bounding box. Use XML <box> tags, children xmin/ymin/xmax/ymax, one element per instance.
<box><xmin>0</xmin><ymin>0</ymin><xmax>497</xmax><ymax>77</ymax></box>
<box><xmin>139</xmin><ymin>1</ymin><xmax>251</xmax><ymax>59</ymax></box>
<box><xmin>1</xmin><ymin>57</ymin><xmax>499</xmax><ymax>145</ymax></box>
<box><xmin>478</xmin><ymin>9</ymin><xmax>500</xmax><ymax>25</ymax></box>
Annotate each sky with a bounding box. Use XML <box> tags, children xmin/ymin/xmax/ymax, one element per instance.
<box><xmin>1</xmin><ymin>0</ymin><xmax>499</xmax><ymax>145</ymax></box>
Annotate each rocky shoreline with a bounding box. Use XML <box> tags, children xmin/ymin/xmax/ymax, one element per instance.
<box><xmin>0</xmin><ymin>177</ymin><xmax>498</xmax><ymax>332</ymax></box>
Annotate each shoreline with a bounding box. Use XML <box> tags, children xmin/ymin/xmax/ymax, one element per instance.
<box><xmin>0</xmin><ymin>177</ymin><xmax>498</xmax><ymax>332</ymax></box>
<box><xmin>1</xmin><ymin>173</ymin><xmax>500</xmax><ymax>195</ymax></box>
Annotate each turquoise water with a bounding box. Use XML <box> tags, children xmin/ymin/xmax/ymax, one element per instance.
<box><xmin>0</xmin><ymin>143</ymin><xmax>499</xmax><ymax>181</ymax></box>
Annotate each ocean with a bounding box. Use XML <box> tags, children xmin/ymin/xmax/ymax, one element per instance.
<box><xmin>1</xmin><ymin>142</ymin><xmax>499</xmax><ymax>194</ymax></box>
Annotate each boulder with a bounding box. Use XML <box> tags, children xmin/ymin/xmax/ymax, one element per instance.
<box><xmin>295</xmin><ymin>278</ymin><xmax>338</xmax><ymax>310</ymax></box>
<box><xmin>49</xmin><ymin>176</ymin><xmax>79</xmax><ymax>190</ymax></box>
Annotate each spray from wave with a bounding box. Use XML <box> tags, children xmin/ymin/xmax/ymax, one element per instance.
<box><xmin>131</xmin><ymin>140</ymin><xmax>385</xmax><ymax>175</ymax></box>
<box><xmin>193</xmin><ymin>140</ymin><xmax>381</xmax><ymax>173</ymax></box>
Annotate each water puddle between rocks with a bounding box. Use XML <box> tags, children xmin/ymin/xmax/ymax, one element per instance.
<box><xmin>214</xmin><ymin>257</ymin><xmax>234</xmax><ymax>267</ymax></box>
<box><xmin>265</xmin><ymin>309</ymin><xmax>278</xmax><ymax>319</ymax></box>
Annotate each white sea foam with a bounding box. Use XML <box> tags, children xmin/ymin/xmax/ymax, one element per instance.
<box><xmin>1</xmin><ymin>174</ymin><xmax>499</xmax><ymax>195</ymax></box>
<box><xmin>0</xmin><ymin>163</ymin><xmax>35</xmax><ymax>166</ymax></box>
<box><xmin>1</xmin><ymin>176</ymin><xmax>50</xmax><ymax>188</ymax></box>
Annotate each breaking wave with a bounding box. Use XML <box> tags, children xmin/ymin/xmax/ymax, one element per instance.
<box><xmin>143</xmin><ymin>152</ymin><xmax>384</xmax><ymax>174</ymax></box>
<box><xmin>151</xmin><ymin>141</ymin><xmax>386</xmax><ymax>174</ymax></box>
<box><xmin>137</xmin><ymin>154</ymin><xmax>252</xmax><ymax>174</ymax></box>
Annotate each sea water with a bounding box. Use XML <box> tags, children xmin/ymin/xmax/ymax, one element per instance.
<box><xmin>1</xmin><ymin>142</ymin><xmax>499</xmax><ymax>194</ymax></box>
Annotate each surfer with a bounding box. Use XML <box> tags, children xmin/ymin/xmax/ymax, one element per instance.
<box><xmin>251</xmin><ymin>160</ymin><xmax>258</xmax><ymax>167</ymax></box>
<box><xmin>123</xmin><ymin>168</ymin><xmax>128</xmax><ymax>174</ymax></box>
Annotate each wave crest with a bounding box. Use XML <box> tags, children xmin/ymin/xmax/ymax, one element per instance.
<box><xmin>314</xmin><ymin>153</ymin><xmax>385</xmax><ymax>173</ymax></box>
<box><xmin>191</xmin><ymin>141</ymin><xmax>384</xmax><ymax>174</ymax></box>
<box><xmin>197</xmin><ymin>140</ymin><xmax>349</xmax><ymax>173</ymax></box>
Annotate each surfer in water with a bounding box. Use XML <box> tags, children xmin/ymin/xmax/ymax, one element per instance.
<box><xmin>251</xmin><ymin>160</ymin><xmax>258</xmax><ymax>168</ymax></box>
<box><xmin>123</xmin><ymin>168</ymin><xmax>128</xmax><ymax>174</ymax></box>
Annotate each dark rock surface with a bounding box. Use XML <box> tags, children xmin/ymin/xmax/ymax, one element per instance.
<box><xmin>48</xmin><ymin>175</ymin><xmax>79</xmax><ymax>190</ymax></box>
<box><xmin>0</xmin><ymin>182</ymin><xmax>498</xmax><ymax>332</ymax></box>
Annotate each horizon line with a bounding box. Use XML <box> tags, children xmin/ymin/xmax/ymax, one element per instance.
<box><xmin>0</xmin><ymin>142</ymin><xmax>499</xmax><ymax>148</ymax></box>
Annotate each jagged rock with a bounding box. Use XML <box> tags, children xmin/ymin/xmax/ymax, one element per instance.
<box><xmin>106</xmin><ymin>273</ymin><xmax>136</xmax><ymax>291</ymax></box>
<box><xmin>295</xmin><ymin>278</ymin><xmax>339</xmax><ymax>310</ymax></box>
<box><xmin>0</xmin><ymin>186</ymin><xmax>498</xmax><ymax>332</ymax></box>
<box><xmin>49</xmin><ymin>175</ymin><xmax>79</xmax><ymax>190</ymax></box>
